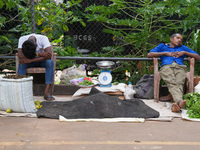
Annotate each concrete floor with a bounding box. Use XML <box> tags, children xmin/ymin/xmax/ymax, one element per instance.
<box><xmin>0</xmin><ymin>117</ymin><xmax>200</xmax><ymax>150</ymax></box>
<box><xmin>0</xmin><ymin>96</ymin><xmax>200</xmax><ymax>150</ymax></box>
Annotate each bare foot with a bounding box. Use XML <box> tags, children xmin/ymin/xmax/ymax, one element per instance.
<box><xmin>178</xmin><ymin>100</ymin><xmax>186</xmax><ymax>109</ymax></box>
<box><xmin>160</xmin><ymin>94</ymin><xmax>173</xmax><ymax>101</ymax></box>
<box><xmin>171</xmin><ymin>103</ymin><xmax>181</xmax><ymax>112</ymax></box>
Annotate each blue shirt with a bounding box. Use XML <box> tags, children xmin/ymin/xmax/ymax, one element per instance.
<box><xmin>149</xmin><ymin>43</ymin><xmax>199</xmax><ymax>67</ymax></box>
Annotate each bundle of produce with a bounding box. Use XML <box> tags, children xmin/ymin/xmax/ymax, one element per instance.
<box><xmin>183</xmin><ymin>92</ymin><xmax>200</xmax><ymax>119</ymax></box>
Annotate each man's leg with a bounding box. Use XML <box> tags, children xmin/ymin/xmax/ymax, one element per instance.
<box><xmin>174</xmin><ymin>64</ymin><xmax>187</xmax><ymax>110</ymax></box>
<box><xmin>18</xmin><ymin>64</ymin><xmax>28</xmax><ymax>75</ymax></box>
<box><xmin>160</xmin><ymin>63</ymin><xmax>186</xmax><ymax>112</ymax></box>
<box><xmin>41</xmin><ymin>59</ymin><xmax>55</xmax><ymax>100</ymax></box>
<box><xmin>18</xmin><ymin>63</ymin><xmax>39</xmax><ymax>75</ymax></box>
<box><xmin>160</xmin><ymin>63</ymin><xmax>186</xmax><ymax>102</ymax></box>
<box><xmin>174</xmin><ymin>64</ymin><xmax>187</xmax><ymax>98</ymax></box>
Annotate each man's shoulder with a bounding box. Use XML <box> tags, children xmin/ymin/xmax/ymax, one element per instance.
<box><xmin>179</xmin><ymin>45</ymin><xmax>191</xmax><ymax>51</ymax></box>
<box><xmin>157</xmin><ymin>43</ymin><xmax>167</xmax><ymax>48</ymax></box>
<box><xmin>20</xmin><ymin>33</ymin><xmax>48</xmax><ymax>39</ymax></box>
<box><xmin>19</xmin><ymin>34</ymin><xmax>29</xmax><ymax>40</ymax></box>
<box><xmin>35</xmin><ymin>34</ymin><xmax>50</xmax><ymax>44</ymax></box>
<box><xmin>180</xmin><ymin>45</ymin><xmax>188</xmax><ymax>48</ymax></box>
<box><xmin>18</xmin><ymin>34</ymin><xmax>31</xmax><ymax>44</ymax></box>
<box><xmin>19</xmin><ymin>33</ymin><xmax>37</xmax><ymax>41</ymax></box>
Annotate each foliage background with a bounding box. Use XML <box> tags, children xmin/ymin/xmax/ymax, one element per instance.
<box><xmin>0</xmin><ymin>0</ymin><xmax>200</xmax><ymax>84</ymax></box>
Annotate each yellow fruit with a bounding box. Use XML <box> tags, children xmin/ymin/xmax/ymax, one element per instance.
<box><xmin>6</xmin><ymin>109</ymin><xmax>12</xmax><ymax>113</ymax></box>
<box><xmin>36</xmin><ymin>105</ymin><xmax>40</xmax><ymax>110</ymax></box>
<box><xmin>35</xmin><ymin>101</ymin><xmax>41</xmax><ymax>105</ymax></box>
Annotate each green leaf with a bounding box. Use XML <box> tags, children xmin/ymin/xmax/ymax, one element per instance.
<box><xmin>81</xmin><ymin>21</ymin><xmax>86</xmax><ymax>27</ymax></box>
<box><xmin>0</xmin><ymin>35</ymin><xmax>11</xmax><ymax>43</ymax></box>
<box><xmin>63</xmin><ymin>24</ymin><xmax>69</xmax><ymax>31</ymax></box>
<box><xmin>0</xmin><ymin>0</ymin><xmax>4</xmax><ymax>9</ymax></box>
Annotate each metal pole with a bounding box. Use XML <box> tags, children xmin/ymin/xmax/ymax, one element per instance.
<box><xmin>30</xmin><ymin>0</ymin><xmax>36</xmax><ymax>33</ymax></box>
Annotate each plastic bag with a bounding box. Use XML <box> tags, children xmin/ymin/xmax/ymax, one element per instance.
<box><xmin>70</xmin><ymin>77</ymin><xmax>84</xmax><ymax>85</ymax></box>
<box><xmin>133</xmin><ymin>74</ymin><xmax>154</xmax><ymax>99</ymax></box>
<box><xmin>124</xmin><ymin>86</ymin><xmax>136</xmax><ymax>99</ymax></box>
<box><xmin>194</xmin><ymin>81</ymin><xmax>200</xmax><ymax>94</ymax></box>
<box><xmin>60</xmin><ymin>64</ymin><xmax>86</xmax><ymax>84</ymax></box>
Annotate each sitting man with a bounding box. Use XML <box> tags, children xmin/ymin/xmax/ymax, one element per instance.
<box><xmin>17</xmin><ymin>33</ymin><xmax>55</xmax><ymax>101</ymax></box>
<box><xmin>148</xmin><ymin>33</ymin><xmax>200</xmax><ymax>112</ymax></box>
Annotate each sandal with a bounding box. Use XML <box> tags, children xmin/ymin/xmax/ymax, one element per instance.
<box><xmin>44</xmin><ymin>95</ymin><xmax>55</xmax><ymax>101</ymax></box>
<box><xmin>160</xmin><ymin>94</ymin><xmax>173</xmax><ymax>101</ymax></box>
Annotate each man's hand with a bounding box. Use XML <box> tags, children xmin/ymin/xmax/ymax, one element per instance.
<box><xmin>165</xmin><ymin>51</ymin><xmax>185</xmax><ymax>58</ymax></box>
<box><xmin>171</xmin><ymin>51</ymin><xmax>185</xmax><ymax>58</ymax></box>
<box><xmin>38</xmin><ymin>52</ymin><xmax>52</xmax><ymax>59</ymax></box>
<box><xmin>176</xmin><ymin>51</ymin><xmax>185</xmax><ymax>58</ymax></box>
<box><xmin>19</xmin><ymin>58</ymin><xmax>32</xmax><ymax>64</ymax></box>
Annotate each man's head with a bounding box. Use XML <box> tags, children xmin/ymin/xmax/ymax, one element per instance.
<box><xmin>170</xmin><ymin>33</ymin><xmax>183</xmax><ymax>47</ymax></box>
<box><xmin>22</xmin><ymin>36</ymin><xmax>37</xmax><ymax>59</ymax></box>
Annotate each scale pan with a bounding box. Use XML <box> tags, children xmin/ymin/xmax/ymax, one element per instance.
<box><xmin>96</xmin><ymin>61</ymin><xmax>115</xmax><ymax>69</ymax></box>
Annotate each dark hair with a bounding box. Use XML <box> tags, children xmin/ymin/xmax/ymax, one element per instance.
<box><xmin>22</xmin><ymin>39</ymin><xmax>36</xmax><ymax>59</ymax></box>
<box><xmin>171</xmin><ymin>33</ymin><xmax>182</xmax><ymax>38</ymax></box>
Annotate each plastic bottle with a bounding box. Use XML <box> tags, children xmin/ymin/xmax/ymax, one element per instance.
<box><xmin>128</xmin><ymin>82</ymin><xmax>133</xmax><ymax>89</ymax></box>
<box><xmin>125</xmin><ymin>70</ymin><xmax>130</xmax><ymax>81</ymax></box>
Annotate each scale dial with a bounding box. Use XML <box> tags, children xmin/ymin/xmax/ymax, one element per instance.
<box><xmin>98</xmin><ymin>72</ymin><xmax>112</xmax><ymax>85</ymax></box>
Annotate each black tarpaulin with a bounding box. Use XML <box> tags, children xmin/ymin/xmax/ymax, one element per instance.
<box><xmin>36</xmin><ymin>87</ymin><xmax>159</xmax><ymax>119</ymax></box>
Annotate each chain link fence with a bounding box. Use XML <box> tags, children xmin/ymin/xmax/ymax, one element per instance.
<box><xmin>64</xmin><ymin>0</ymin><xmax>113</xmax><ymax>54</ymax></box>
<box><xmin>0</xmin><ymin>4</ymin><xmax>22</xmax><ymax>72</ymax></box>
<box><xmin>1</xmin><ymin>0</ymin><xmax>200</xmax><ymax>85</ymax></box>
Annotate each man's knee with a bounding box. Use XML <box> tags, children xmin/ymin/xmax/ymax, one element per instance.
<box><xmin>18</xmin><ymin>64</ymin><xmax>27</xmax><ymax>75</ymax></box>
<box><xmin>45</xmin><ymin>59</ymin><xmax>54</xmax><ymax>68</ymax></box>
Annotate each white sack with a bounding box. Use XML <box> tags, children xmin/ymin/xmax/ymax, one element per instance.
<box><xmin>0</xmin><ymin>76</ymin><xmax>37</xmax><ymax>113</ymax></box>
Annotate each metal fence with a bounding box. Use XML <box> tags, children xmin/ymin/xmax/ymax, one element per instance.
<box><xmin>1</xmin><ymin>55</ymin><xmax>200</xmax><ymax>86</ymax></box>
<box><xmin>63</xmin><ymin>0</ymin><xmax>137</xmax><ymax>56</ymax></box>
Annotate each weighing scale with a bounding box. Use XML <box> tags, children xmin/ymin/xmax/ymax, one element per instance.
<box><xmin>96</xmin><ymin>61</ymin><xmax>115</xmax><ymax>87</ymax></box>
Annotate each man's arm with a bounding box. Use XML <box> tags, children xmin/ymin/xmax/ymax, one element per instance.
<box><xmin>147</xmin><ymin>52</ymin><xmax>173</xmax><ymax>58</ymax></box>
<box><xmin>37</xmin><ymin>46</ymin><xmax>52</xmax><ymax>60</ymax></box>
<box><xmin>18</xmin><ymin>48</ymin><xmax>26</xmax><ymax>59</ymax></box>
<box><xmin>18</xmin><ymin>46</ymin><xmax>52</xmax><ymax>64</ymax></box>
<box><xmin>186</xmin><ymin>52</ymin><xmax>200</xmax><ymax>61</ymax></box>
<box><xmin>175</xmin><ymin>51</ymin><xmax>200</xmax><ymax>61</ymax></box>
<box><xmin>18</xmin><ymin>48</ymin><xmax>33</xmax><ymax>64</ymax></box>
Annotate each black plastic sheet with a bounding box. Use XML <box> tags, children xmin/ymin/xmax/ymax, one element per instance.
<box><xmin>37</xmin><ymin>87</ymin><xmax>159</xmax><ymax>119</ymax></box>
